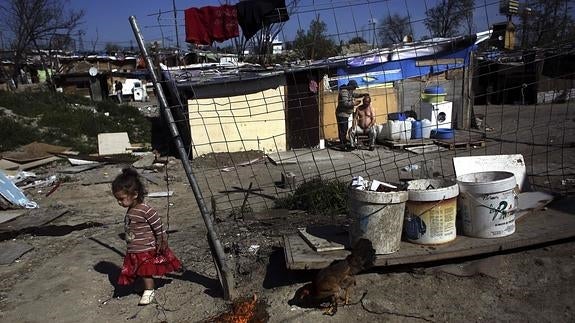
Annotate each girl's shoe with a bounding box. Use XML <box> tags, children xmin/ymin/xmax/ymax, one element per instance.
<box><xmin>139</xmin><ymin>290</ymin><xmax>155</xmax><ymax>305</ymax></box>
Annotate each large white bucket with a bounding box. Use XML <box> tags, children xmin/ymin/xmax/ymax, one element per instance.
<box><xmin>348</xmin><ymin>187</ymin><xmax>408</xmax><ymax>254</ymax></box>
<box><xmin>457</xmin><ymin>171</ymin><xmax>518</xmax><ymax>238</ymax></box>
<box><xmin>404</xmin><ymin>179</ymin><xmax>459</xmax><ymax>244</ymax></box>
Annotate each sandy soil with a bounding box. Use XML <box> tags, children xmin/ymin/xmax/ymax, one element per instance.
<box><xmin>0</xmin><ymin>158</ymin><xmax>573</xmax><ymax>323</ymax></box>
<box><xmin>0</xmin><ymin>101</ymin><xmax>574</xmax><ymax>322</ymax></box>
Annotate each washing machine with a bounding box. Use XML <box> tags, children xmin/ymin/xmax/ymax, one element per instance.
<box><xmin>420</xmin><ymin>101</ymin><xmax>453</xmax><ymax>129</ymax></box>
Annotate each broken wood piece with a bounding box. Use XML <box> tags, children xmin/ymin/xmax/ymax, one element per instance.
<box><xmin>0</xmin><ymin>210</ymin><xmax>26</xmax><ymax>224</ymax></box>
<box><xmin>1</xmin><ymin>142</ymin><xmax>70</xmax><ymax>163</ymax></box>
<box><xmin>0</xmin><ymin>159</ymin><xmax>20</xmax><ymax>171</ymax></box>
<box><xmin>0</xmin><ymin>241</ymin><xmax>34</xmax><ymax>265</ymax></box>
<box><xmin>132</xmin><ymin>153</ymin><xmax>156</xmax><ymax>169</ymax></box>
<box><xmin>0</xmin><ymin>208</ymin><xmax>69</xmax><ymax>234</ymax></box>
<box><xmin>139</xmin><ymin>172</ymin><xmax>162</xmax><ymax>185</ymax></box>
<box><xmin>17</xmin><ymin>156</ymin><xmax>61</xmax><ymax>171</ymax></box>
<box><xmin>297</xmin><ymin>227</ymin><xmax>346</xmax><ymax>252</ymax></box>
<box><xmin>147</xmin><ymin>191</ymin><xmax>174</xmax><ymax>198</ymax></box>
<box><xmin>58</xmin><ymin>163</ymin><xmax>103</xmax><ymax>174</ymax></box>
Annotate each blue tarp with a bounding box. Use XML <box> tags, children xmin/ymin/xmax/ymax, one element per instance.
<box><xmin>336</xmin><ymin>36</ymin><xmax>477</xmax><ymax>88</ymax></box>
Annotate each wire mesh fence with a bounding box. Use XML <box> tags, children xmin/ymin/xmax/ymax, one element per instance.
<box><xmin>135</xmin><ymin>0</ymin><xmax>575</xmax><ymax>218</ymax></box>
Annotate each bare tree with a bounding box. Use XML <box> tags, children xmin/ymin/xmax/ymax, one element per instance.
<box><xmin>519</xmin><ymin>0</ymin><xmax>574</xmax><ymax>48</ymax></box>
<box><xmin>238</xmin><ymin>0</ymin><xmax>300</xmax><ymax>65</ymax></box>
<box><xmin>0</xmin><ymin>0</ymin><xmax>84</xmax><ymax>87</ymax></box>
<box><xmin>424</xmin><ymin>0</ymin><xmax>474</xmax><ymax>37</ymax></box>
<box><xmin>378</xmin><ymin>13</ymin><xmax>412</xmax><ymax>46</ymax></box>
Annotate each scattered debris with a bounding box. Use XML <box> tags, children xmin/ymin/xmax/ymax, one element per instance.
<box><xmin>147</xmin><ymin>191</ymin><xmax>174</xmax><ymax>198</ymax></box>
<box><xmin>58</xmin><ymin>163</ymin><xmax>104</xmax><ymax>174</ymax></box>
<box><xmin>350</xmin><ymin>176</ymin><xmax>398</xmax><ymax>192</ymax></box>
<box><xmin>220</xmin><ymin>156</ymin><xmax>266</xmax><ymax>172</ymax></box>
<box><xmin>247</xmin><ymin>244</ymin><xmax>260</xmax><ymax>254</ymax></box>
<box><xmin>280</xmin><ymin>171</ymin><xmax>296</xmax><ymax>189</ymax></box>
<box><xmin>0</xmin><ymin>170</ymin><xmax>38</xmax><ymax>209</ymax></box>
<box><xmin>132</xmin><ymin>152</ymin><xmax>156</xmax><ymax>169</ymax></box>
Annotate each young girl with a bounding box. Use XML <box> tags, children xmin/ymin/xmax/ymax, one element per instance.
<box><xmin>112</xmin><ymin>167</ymin><xmax>182</xmax><ymax>305</ymax></box>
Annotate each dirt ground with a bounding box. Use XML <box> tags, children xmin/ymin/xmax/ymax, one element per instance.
<box><xmin>1</xmin><ymin>102</ymin><xmax>574</xmax><ymax>322</ymax></box>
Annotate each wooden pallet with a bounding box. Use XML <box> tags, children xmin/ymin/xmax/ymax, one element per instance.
<box><xmin>434</xmin><ymin>139</ymin><xmax>485</xmax><ymax>149</ymax></box>
<box><xmin>433</xmin><ymin>130</ymin><xmax>486</xmax><ymax>149</ymax></box>
<box><xmin>283</xmin><ymin>203</ymin><xmax>575</xmax><ymax>270</ymax></box>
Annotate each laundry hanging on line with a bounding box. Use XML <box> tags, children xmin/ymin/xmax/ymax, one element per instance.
<box><xmin>184</xmin><ymin>5</ymin><xmax>239</xmax><ymax>45</ymax></box>
<box><xmin>184</xmin><ymin>0</ymin><xmax>289</xmax><ymax>45</ymax></box>
<box><xmin>236</xmin><ymin>0</ymin><xmax>290</xmax><ymax>40</ymax></box>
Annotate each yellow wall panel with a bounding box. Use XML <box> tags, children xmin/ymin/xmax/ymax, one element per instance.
<box><xmin>188</xmin><ymin>86</ymin><xmax>286</xmax><ymax>155</ymax></box>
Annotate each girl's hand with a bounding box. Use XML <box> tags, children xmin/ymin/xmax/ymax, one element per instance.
<box><xmin>156</xmin><ymin>235</ymin><xmax>168</xmax><ymax>253</ymax></box>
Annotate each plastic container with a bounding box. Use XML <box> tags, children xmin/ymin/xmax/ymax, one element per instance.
<box><xmin>457</xmin><ymin>171</ymin><xmax>518</xmax><ymax>238</ymax></box>
<box><xmin>431</xmin><ymin>128</ymin><xmax>454</xmax><ymax>140</ymax></box>
<box><xmin>404</xmin><ymin>179</ymin><xmax>459</xmax><ymax>244</ymax></box>
<box><xmin>411</xmin><ymin>120</ymin><xmax>422</xmax><ymax>139</ymax></box>
<box><xmin>421</xmin><ymin>119</ymin><xmax>434</xmax><ymax>138</ymax></box>
<box><xmin>387</xmin><ymin>120</ymin><xmax>412</xmax><ymax>141</ymax></box>
<box><xmin>421</xmin><ymin>86</ymin><xmax>447</xmax><ymax>103</ymax></box>
<box><xmin>348</xmin><ymin>187</ymin><xmax>408</xmax><ymax>254</ymax></box>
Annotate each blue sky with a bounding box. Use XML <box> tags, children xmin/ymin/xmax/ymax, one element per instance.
<box><xmin>74</xmin><ymin>0</ymin><xmax>503</xmax><ymax>50</ymax></box>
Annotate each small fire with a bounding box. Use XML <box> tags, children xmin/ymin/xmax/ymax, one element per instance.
<box><xmin>209</xmin><ymin>294</ymin><xmax>268</xmax><ymax>323</ymax></box>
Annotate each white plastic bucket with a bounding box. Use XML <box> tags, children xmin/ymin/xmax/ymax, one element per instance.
<box><xmin>457</xmin><ymin>171</ymin><xmax>518</xmax><ymax>238</ymax></box>
<box><xmin>404</xmin><ymin>179</ymin><xmax>459</xmax><ymax>244</ymax></box>
<box><xmin>348</xmin><ymin>187</ymin><xmax>408</xmax><ymax>254</ymax></box>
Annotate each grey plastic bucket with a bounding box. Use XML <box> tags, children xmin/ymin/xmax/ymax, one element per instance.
<box><xmin>457</xmin><ymin>171</ymin><xmax>518</xmax><ymax>238</ymax></box>
<box><xmin>348</xmin><ymin>187</ymin><xmax>408</xmax><ymax>254</ymax></box>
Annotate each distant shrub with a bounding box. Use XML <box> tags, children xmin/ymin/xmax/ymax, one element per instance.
<box><xmin>0</xmin><ymin>91</ymin><xmax>151</xmax><ymax>154</ymax></box>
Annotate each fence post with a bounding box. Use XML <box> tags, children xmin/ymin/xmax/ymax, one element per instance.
<box><xmin>129</xmin><ymin>16</ymin><xmax>235</xmax><ymax>300</ymax></box>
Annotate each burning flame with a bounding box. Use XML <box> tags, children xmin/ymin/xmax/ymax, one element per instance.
<box><xmin>211</xmin><ymin>294</ymin><xmax>263</xmax><ymax>323</ymax></box>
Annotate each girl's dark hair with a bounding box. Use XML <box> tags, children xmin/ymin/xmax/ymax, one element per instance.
<box><xmin>111</xmin><ymin>167</ymin><xmax>147</xmax><ymax>203</ymax></box>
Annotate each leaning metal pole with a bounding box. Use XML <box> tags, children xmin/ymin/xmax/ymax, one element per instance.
<box><xmin>129</xmin><ymin>16</ymin><xmax>235</xmax><ymax>300</ymax></box>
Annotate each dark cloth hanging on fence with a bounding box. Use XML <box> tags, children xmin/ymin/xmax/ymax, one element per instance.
<box><xmin>184</xmin><ymin>5</ymin><xmax>239</xmax><ymax>45</ymax></box>
<box><xmin>236</xmin><ymin>0</ymin><xmax>289</xmax><ymax>40</ymax></box>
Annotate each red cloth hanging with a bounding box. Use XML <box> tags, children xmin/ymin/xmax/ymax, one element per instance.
<box><xmin>185</xmin><ymin>5</ymin><xmax>239</xmax><ymax>45</ymax></box>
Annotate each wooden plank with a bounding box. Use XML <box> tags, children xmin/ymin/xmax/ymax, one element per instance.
<box><xmin>382</xmin><ymin>138</ymin><xmax>435</xmax><ymax>148</ymax></box>
<box><xmin>0</xmin><ymin>159</ymin><xmax>20</xmax><ymax>171</ymax></box>
<box><xmin>298</xmin><ymin>227</ymin><xmax>346</xmax><ymax>252</ymax></box>
<box><xmin>0</xmin><ymin>210</ymin><xmax>26</xmax><ymax>224</ymax></box>
<box><xmin>58</xmin><ymin>163</ymin><xmax>104</xmax><ymax>174</ymax></box>
<box><xmin>404</xmin><ymin>145</ymin><xmax>447</xmax><ymax>154</ymax></box>
<box><xmin>0</xmin><ymin>241</ymin><xmax>33</xmax><ymax>264</ymax></box>
<box><xmin>283</xmin><ymin>209</ymin><xmax>575</xmax><ymax>270</ymax></box>
<box><xmin>1</xmin><ymin>142</ymin><xmax>70</xmax><ymax>163</ymax></box>
<box><xmin>17</xmin><ymin>156</ymin><xmax>62</xmax><ymax>171</ymax></box>
<box><xmin>0</xmin><ymin>208</ymin><xmax>69</xmax><ymax>234</ymax></box>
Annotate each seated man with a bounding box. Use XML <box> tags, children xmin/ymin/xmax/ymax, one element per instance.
<box><xmin>349</xmin><ymin>94</ymin><xmax>376</xmax><ymax>151</ymax></box>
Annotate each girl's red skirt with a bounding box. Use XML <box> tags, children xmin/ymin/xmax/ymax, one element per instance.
<box><xmin>118</xmin><ymin>247</ymin><xmax>182</xmax><ymax>285</ymax></box>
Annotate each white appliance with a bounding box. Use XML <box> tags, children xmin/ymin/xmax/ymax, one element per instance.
<box><xmin>420</xmin><ymin>101</ymin><xmax>453</xmax><ymax>129</ymax></box>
